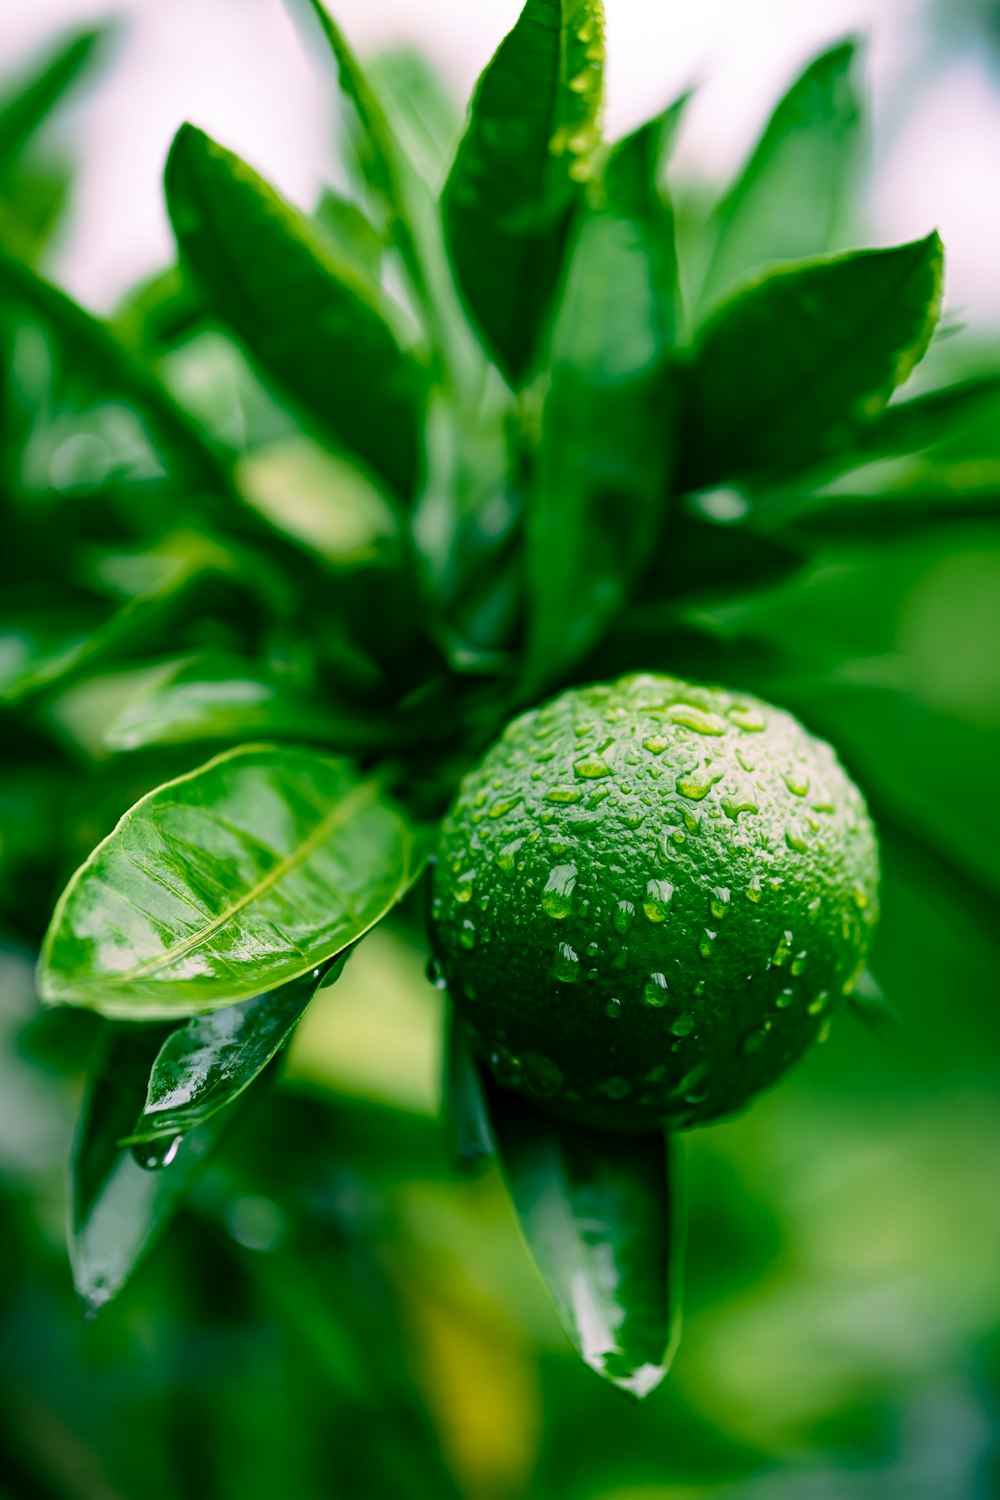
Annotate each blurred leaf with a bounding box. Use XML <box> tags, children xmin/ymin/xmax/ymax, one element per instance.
<box><xmin>314</xmin><ymin>187</ymin><xmax>385</xmax><ymax>279</ymax></box>
<box><xmin>525</xmin><ymin>195</ymin><xmax>676</xmax><ymax>686</ymax></box>
<box><xmin>123</xmin><ymin>956</ymin><xmax>346</xmax><ymax>1146</ymax></box>
<box><xmin>679</xmin><ymin>235</ymin><xmax>944</xmax><ymax>491</ymax></box>
<box><xmin>102</xmin><ymin>653</ymin><xmax>368</xmax><ymax>753</ymax></box>
<box><xmin>0</xmin><ymin>25</ymin><xmax>108</xmax><ymax>172</ymax></box>
<box><xmin>301</xmin><ymin>0</ymin><xmax>427</xmax><ymax>295</ymax></box>
<box><xmin>857</xmin><ymin>373</ymin><xmax>1000</xmax><ymax>457</ymax></box>
<box><xmin>39</xmin><ymin>744</ymin><xmax>429</xmax><ymax>1016</ymax></box>
<box><xmin>165</xmin><ymin>125</ymin><xmax>427</xmax><ymax>501</ymax></box>
<box><xmin>0</xmin><ymin>162</ymin><xmax>70</xmax><ymax>262</ymax></box>
<box><xmin>486</xmin><ymin>1076</ymin><xmax>685</xmax><ymax>1397</ymax></box>
<box><xmin>699</xmin><ymin>39</ymin><xmax>862</xmax><ymax>311</ymax></box>
<box><xmin>641</xmin><ymin>513</ymin><xmax>806</xmax><ymax>605</ymax></box>
<box><xmin>848</xmin><ymin>967</ymin><xmax>901</xmax><ymax>1040</ymax></box>
<box><xmin>442</xmin><ymin>0</ymin><xmax>606</xmax><ymax>386</ymax></box>
<box><xmin>443</xmin><ymin>1012</ymin><xmax>495</xmax><ymax>1176</ymax></box>
<box><xmin>368</xmin><ymin>46</ymin><xmax>462</xmax><ymax>190</ymax></box>
<box><xmin>71</xmin><ymin>1021</ymin><xmax>238</xmax><ymax>1315</ymax></box>
<box><xmin>0</xmin><ymin>251</ymin><xmax>231</xmax><ymax>492</ymax></box>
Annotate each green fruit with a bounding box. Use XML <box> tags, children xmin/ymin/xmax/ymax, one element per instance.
<box><xmin>430</xmin><ymin>673</ymin><xmax>879</xmax><ymax>1133</ymax></box>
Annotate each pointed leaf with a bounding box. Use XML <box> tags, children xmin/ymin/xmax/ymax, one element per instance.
<box><xmin>71</xmin><ymin>1022</ymin><xmax>238</xmax><ymax>1315</ymax></box>
<box><xmin>442</xmin><ymin>1011</ymin><xmax>494</xmax><ymax>1176</ymax></box>
<box><xmin>0</xmin><ymin>26</ymin><xmax>108</xmax><ymax>172</ymax></box>
<box><xmin>442</xmin><ymin>0</ymin><xmax>606</xmax><ymax>385</ymax></box>
<box><xmin>525</xmin><ymin>192</ymin><xmax>676</xmax><ymax>685</ymax></box>
<box><xmin>165</xmin><ymin>124</ymin><xmax>427</xmax><ymax>500</ymax></box>
<box><xmin>679</xmin><ymin>234</ymin><xmax>944</xmax><ymax>491</ymax></box>
<box><xmin>39</xmin><ymin>745</ymin><xmax>427</xmax><ymax>1017</ymax></box>
<box><xmin>486</xmin><ymin>1077</ymin><xmax>685</xmax><ymax>1397</ymax></box>
<box><xmin>700</xmin><ymin>40</ymin><xmax>863</xmax><ymax>311</ymax></box>
<box><xmin>124</xmin><ymin>956</ymin><xmax>346</xmax><ymax>1145</ymax></box>
<box><xmin>368</xmin><ymin>46</ymin><xmax>462</xmax><ymax>191</ymax></box>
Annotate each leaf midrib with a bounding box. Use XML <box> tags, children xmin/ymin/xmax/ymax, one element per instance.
<box><xmin>103</xmin><ymin>777</ymin><xmax>379</xmax><ymax>986</ymax></box>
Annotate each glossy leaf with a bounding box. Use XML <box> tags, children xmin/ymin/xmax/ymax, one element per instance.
<box><xmin>679</xmin><ymin>235</ymin><xmax>944</xmax><ymax>491</ymax></box>
<box><xmin>442</xmin><ymin>1012</ymin><xmax>494</xmax><ymax>1176</ymax></box>
<box><xmin>71</xmin><ymin>1022</ymin><xmax>238</xmax><ymax>1315</ymax></box>
<box><xmin>124</xmin><ymin>956</ymin><xmax>346</xmax><ymax>1146</ymax></box>
<box><xmin>102</xmin><ymin>653</ymin><xmax>366</xmax><ymax>753</ymax></box>
<box><xmin>442</xmin><ymin>0</ymin><xmax>606</xmax><ymax>385</ymax></box>
<box><xmin>700</xmin><ymin>40</ymin><xmax>862</xmax><ymax>311</ymax></box>
<box><xmin>39</xmin><ymin>744</ymin><xmax>427</xmax><ymax>1016</ymax></box>
<box><xmin>486</xmin><ymin>1077</ymin><xmax>685</xmax><ymax>1397</ymax></box>
<box><xmin>165</xmin><ymin>124</ymin><xmax>427</xmax><ymax>501</ymax></box>
<box><xmin>525</xmin><ymin>183</ymin><xmax>676</xmax><ymax>686</ymax></box>
<box><xmin>0</xmin><ymin>26</ymin><xmax>108</xmax><ymax>171</ymax></box>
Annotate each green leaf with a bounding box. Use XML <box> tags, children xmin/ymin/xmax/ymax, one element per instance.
<box><xmin>699</xmin><ymin>41</ymin><xmax>863</xmax><ymax>312</ymax></box>
<box><xmin>164</xmin><ymin>124</ymin><xmax>428</xmax><ymax>501</ymax></box>
<box><xmin>314</xmin><ymin>188</ymin><xmax>385</xmax><ymax>280</ymax></box>
<box><xmin>679</xmin><ymin>234</ymin><xmax>944</xmax><ymax>492</ymax></box>
<box><xmin>0</xmin><ymin>251</ymin><xmax>231</xmax><ymax>493</ymax></box>
<box><xmin>368</xmin><ymin>47</ymin><xmax>462</xmax><ymax>191</ymax></box>
<box><xmin>0</xmin><ymin>26</ymin><xmax>108</xmax><ymax>172</ymax></box>
<box><xmin>525</xmin><ymin>197</ymin><xmax>676</xmax><ymax>685</ymax></box>
<box><xmin>857</xmin><ymin>373</ymin><xmax>1000</xmax><ymax>458</ymax></box>
<box><xmin>300</xmin><ymin>0</ymin><xmax>427</xmax><ymax>301</ymax></box>
<box><xmin>442</xmin><ymin>0</ymin><xmax>606</xmax><ymax>385</ymax></box>
<box><xmin>38</xmin><ymin>744</ymin><xmax>428</xmax><ymax>1017</ymax></box>
<box><xmin>123</xmin><ymin>957</ymin><xmax>346</xmax><ymax>1146</ymax></box>
<box><xmin>102</xmin><ymin>653</ymin><xmax>374</xmax><ymax>754</ymax></box>
<box><xmin>442</xmin><ymin>1010</ymin><xmax>495</xmax><ymax>1176</ymax></box>
<box><xmin>485</xmin><ymin>1077</ymin><xmax>685</xmax><ymax>1397</ymax></box>
<box><xmin>71</xmin><ymin>1022</ymin><xmax>238</xmax><ymax>1315</ymax></box>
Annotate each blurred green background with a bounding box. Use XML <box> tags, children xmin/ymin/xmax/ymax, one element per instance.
<box><xmin>2</xmin><ymin>3</ymin><xmax>1000</xmax><ymax>1498</ymax></box>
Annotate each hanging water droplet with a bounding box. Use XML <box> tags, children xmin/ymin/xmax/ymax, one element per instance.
<box><xmin>425</xmin><ymin>957</ymin><xmax>448</xmax><ymax>991</ymax></box>
<box><xmin>132</xmin><ymin>1135</ymin><xmax>182</xmax><ymax>1171</ymax></box>
<box><xmin>541</xmin><ymin>863</ymin><xmax>578</xmax><ymax>919</ymax></box>
<box><xmin>671</xmin><ymin>1011</ymin><xmax>695</xmax><ymax>1037</ymax></box>
<box><xmin>643</xmin><ymin>878</ymin><xmax>674</xmax><ymax>923</ymax></box>
<box><xmin>643</xmin><ymin>972</ymin><xmax>669</xmax><ymax>1007</ymax></box>
<box><xmin>552</xmin><ymin>941</ymin><xmax>580</xmax><ymax>983</ymax></box>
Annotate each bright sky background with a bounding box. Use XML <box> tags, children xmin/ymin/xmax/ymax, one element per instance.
<box><xmin>3</xmin><ymin>0</ymin><xmax>1000</xmax><ymax>325</ymax></box>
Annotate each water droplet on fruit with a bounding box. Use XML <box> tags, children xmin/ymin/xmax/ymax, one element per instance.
<box><xmin>459</xmin><ymin>919</ymin><xmax>477</xmax><ymax>949</ymax></box>
<box><xmin>710</xmin><ymin>886</ymin><xmax>731</xmax><ymax>919</ymax></box>
<box><xmin>454</xmin><ymin>872</ymin><xmax>476</xmax><ymax>903</ymax></box>
<box><xmin>552</xmin><ymin>942</ymin><xmax>580</xmax><ymax>983</ymax></box>
<box><xmin>575</xmin><ymin>755</ymin><xmax>611</xmax><ymax>779</ymax></box>
<box><xmin>741</xmin><ymin>1017</ymin><xmax>774</xmax><ymax>1055</ymax></box>
<box><xmin>699</xmin><ymin>930</ymin><xmax>716</xmax><ymax>959</ymax></box>
<box><xmin>643</xmin><ymin>878</ymin><xmax>674</xmax><ymax>922</ymax></box>
<box><xmin>605</xmin><ymin>998</ymin><xmax>622</xmax><ymax>1019</ymax></box>
<box><xmin>643</xmin><ymin>973</ymin><xmax>669</xmax><ymax>1007</ymax></box>
<box><xmin>523</xmin><ymin>1052</ymin><xmax>562</xmax><ymax>1097</ymax></box>
<box><xmin>667</xmin><ymin>704</ymin><xmax>727</xmax><ymax>735</ymax></box>
<box><xmin>541</xmin><ymin>863</ymin><xmax>578</xmax><ymax>919</ymax></box>
<box><xmin>671</xmin><ymin>1011</ymin><xmax>695</xmax><ymax>1037</ymax></box>
<box><xmin>613</xmin><ymin>899</ymin><xmax>635</xmax><ymax>935</ymax></box>
<box><xmin>773</xmin><ymin>930</ymin><xmax>793</xmax><ymax>966</ymax></box>
<box><xmin>808</xmin><ymin>990</ymin><xmax>829</xmax><ymax>1016</ymax></box>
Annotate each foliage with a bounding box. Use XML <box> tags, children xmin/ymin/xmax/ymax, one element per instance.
<box><xmin>1</xmin><ymin>4</ymin><xmax>999</xmax><ymax>1484</ymax></box>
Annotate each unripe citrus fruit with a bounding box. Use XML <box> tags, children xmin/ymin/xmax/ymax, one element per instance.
<box><xmin>430</xmin><ymin>673</ymin><xmax>879</xmax><ymax>1133</ymax></box>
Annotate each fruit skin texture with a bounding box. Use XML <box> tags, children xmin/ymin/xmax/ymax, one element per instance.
<box><xmin>430</xmin><ymin>673</ymin><xmax>879</xmax><ymax>1134</ymax></box>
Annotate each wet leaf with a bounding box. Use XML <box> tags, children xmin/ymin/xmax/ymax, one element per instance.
<box><xmin>485</xmin><ymin>1077</ymin><xmax>685</xmax><ymax>1397</ymax></box>
<box><xmin>679</xmin><ymin>235</ymin><xmax>944</xmax><ymax>491</ymax></box>
<box><xmin>124</xmin><ymin>956</ymin><xmax>346</xmax><ymax>1145</ymax></box>
<box><xmin>39</xmin><ymin>744</ymin><xmax>428</xmax><ymax>1016</ymax></box>
<box><xmin>165</xmin><ymin>124</ymin><xmax>428</xmax><ymax>501</ymax></box>
<box><xmin>443</xmin><ymin>1013</ymin><xmax>494</xmax><ymax>1176</ymax></box>
<box><xmin>442</xmin><ymin>0</ymin><xmax>605</xmax><ymax>386</ymax></box>
<box><xmin>700</xmin><ymin>39</ymin><xmax>862</xmax><ymax>311</ymax></box>
<box><xmin>71</xmin><ymin>1022</ymin><xmax>239</xmax><ymax>1315</ymax></box>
